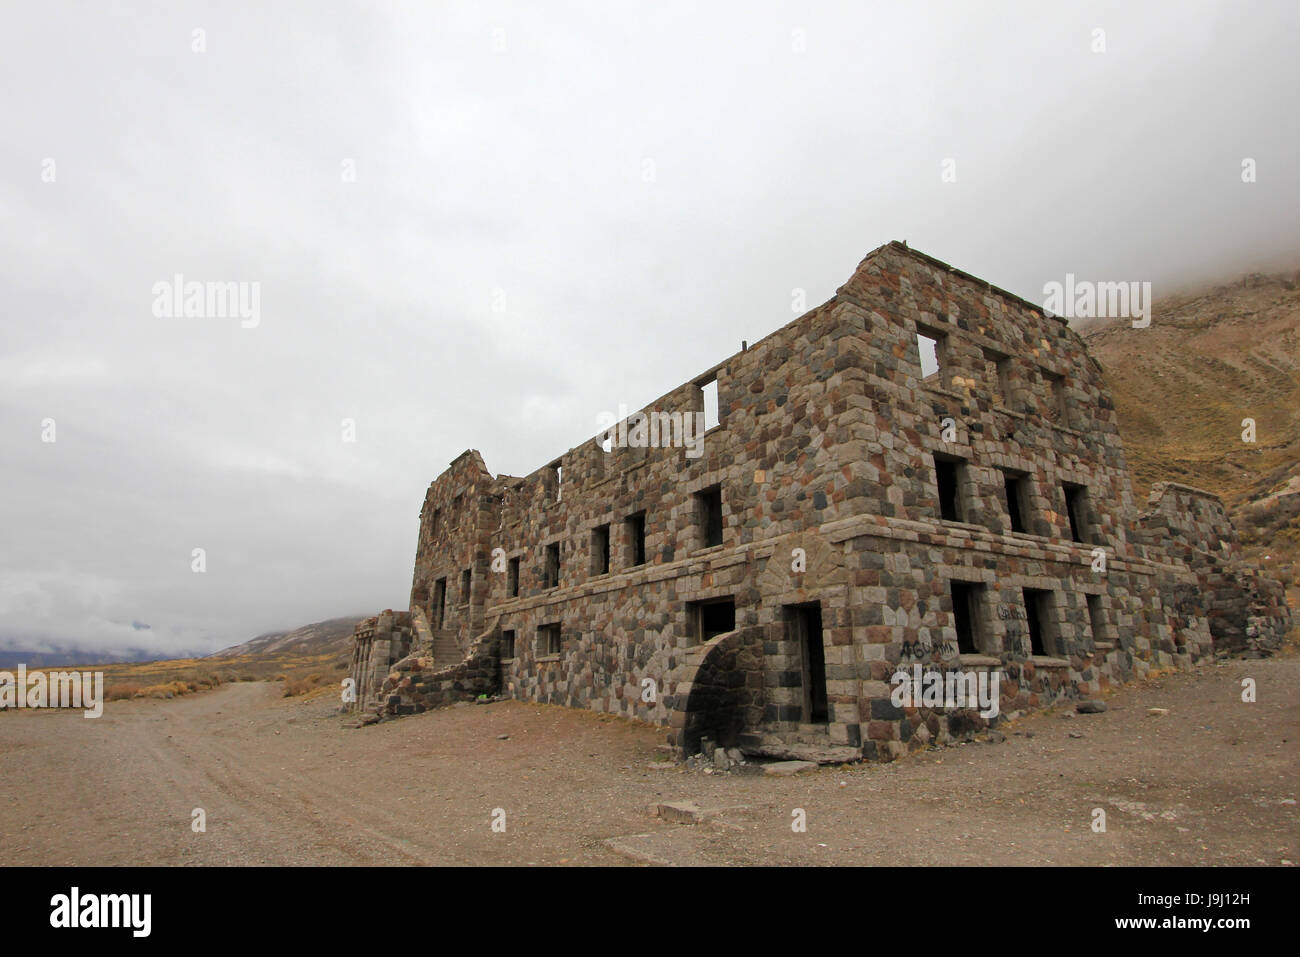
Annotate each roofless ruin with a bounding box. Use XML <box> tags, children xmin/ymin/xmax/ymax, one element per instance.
<box><xmin>348</xmin><ymin>241</ymin><xmax>1289</xmax><ymax>761</ymax></box>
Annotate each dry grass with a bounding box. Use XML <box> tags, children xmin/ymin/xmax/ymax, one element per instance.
<box><xmin>59</xmin><ymin>651</ymin><xmax>350</xmax><ymax>702</ymax></box>
<box><xmin>282</xmin><ymin>672</ymin><xmax>334</xmax><ymax>697</ymax></box>
<box><xmin>1081</xmin><ymin>272</ymin><xmax>1300</xmax><ymax>574</ymax></box>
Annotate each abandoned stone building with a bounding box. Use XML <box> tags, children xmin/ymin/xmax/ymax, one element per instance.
<box><xmin>348</xmin><ymin>240</ymin><xmax>1291</xmax><ymax>761</ymax></box>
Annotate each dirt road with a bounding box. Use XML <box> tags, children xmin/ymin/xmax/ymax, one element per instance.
<box><xmin>1</xmin><ymin>657</ymin><xmax>1296</xmax><ymax>866</ymax></box>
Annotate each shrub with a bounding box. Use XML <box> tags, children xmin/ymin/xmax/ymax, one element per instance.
<box><xmin>282</xmin><ymin>678</ymin><xmax>314</xmax><ymax>697</ymax></box>
<box><xmin>106</xmin><ymin>683</ymin><xmax>141</xmax><ymax>701</ymax></box>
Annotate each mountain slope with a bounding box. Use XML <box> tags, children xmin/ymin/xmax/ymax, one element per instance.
<box><xmin>206</xmin><ymin>616</ymin><xmax>365</xmax><ymax>659</ymax></box>
<box><xmin>1080</xmin><ymin>268</ymin><xmax>1300</xmax><ymax>580</ymax></box>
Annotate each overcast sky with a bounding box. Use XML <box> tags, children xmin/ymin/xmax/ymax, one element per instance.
<box><xmin>2</xmin><ymin>1</ymin><xmax>1297</xmax><ymax>658</ymax></box>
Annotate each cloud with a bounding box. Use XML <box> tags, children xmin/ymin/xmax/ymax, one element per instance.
<box><xmin>0</xmin><ymin>0</ymin><xmax>1297</xmax><ymax>656</ymax></box>
<box><xmin>0</xmin><ymin>355</ymin><xmax>111</xmax><ymax>389</ymax></box>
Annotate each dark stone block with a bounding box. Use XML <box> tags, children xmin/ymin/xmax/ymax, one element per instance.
<box><xmin>870</xmin><ymin>697</ymin><xmax>905</xmax><ymax>721</ymax></box>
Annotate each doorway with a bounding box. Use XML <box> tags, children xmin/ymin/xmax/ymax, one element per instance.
<box><xmin>785</xmin><ymin>602</ymin><xmax>828</xmax><ymax>724</ymax></box>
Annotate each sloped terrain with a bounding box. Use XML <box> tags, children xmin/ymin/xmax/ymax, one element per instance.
<box><xmin>1080</xmin><ymin>269</ymin><xmax>1300</xmax><ymax>581</ymax></box>
<box><xmin>206</xmin><ymin>616</ymin><xmax>365</xmax><ymax>659</ymax></box>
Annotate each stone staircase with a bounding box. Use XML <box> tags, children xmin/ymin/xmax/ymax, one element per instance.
<box><xmin>430</xmin><ymin>629</ymin><xmax>462</xmax><ymax>667</ymax></box>
<box><xmin>407</xmin><ymin>608</ymin><xmax>465</xmax><ymax>667</ymax></box>
<box><xmin>357</xmin><ymin>617</ymin><xmax>503</xmax><ymax>724</ymax></box>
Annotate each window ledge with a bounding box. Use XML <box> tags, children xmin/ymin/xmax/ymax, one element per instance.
<box><xmin>959</xmin><ymin>654</ymin><xmax>1001</xmax><ymax>667</ymax></box>
<box><xmin>1029</xmin><ymin>655</ymin><xmax>1071</xmax><ymax>668</ymax></box>
<box><xmin>535</xmin><ymin>654</ymin><xmax>562</xmax><ymax>663</ymax></box>
<box><xmin>939</xmin><ymin>520</ymin><xmax>987</xmax><ymax>533</ymax></box>
<box><xmin>1006</xmin><ymin>531</ymin><xmax>1055</xmax><ymax>544</ymax></box>
<box><xmin>500</xmin><ymin>656</ymin><xmax>516</xmax><ymax>664</ymax></box>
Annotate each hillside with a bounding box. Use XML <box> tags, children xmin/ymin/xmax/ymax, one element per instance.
<box><xmin>1080</xmin><ymin>268</ymin><xmax>1300</xmax><ymax>581</ymax></box>
<box><xmin>206</xmin><ymin>616</ymin><xmax>365</xmax><ymax>659</ymax></box>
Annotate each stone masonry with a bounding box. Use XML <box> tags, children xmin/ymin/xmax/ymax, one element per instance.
<box><xmin>1138</xmin><ymin>482</ymin><xmax>1290</xmax><ymax>656</ymax></box>
<box><xmin>348</xmin><ymin>241</ymin><xmax>1291</xmax><ymax>760</ymax></box>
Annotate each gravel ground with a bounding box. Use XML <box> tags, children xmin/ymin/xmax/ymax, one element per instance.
<box><xmin>0</xmin><ymin>655</ymin><xmax>1295</xmax><ymax>866</ymax></box>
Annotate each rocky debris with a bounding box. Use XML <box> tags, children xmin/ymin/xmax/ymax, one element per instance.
<box><xmin>684</xmin><ymin>747</ymin><xmax>748</xmax><ymax>772</ymax></box>
<box><xmin>762</xmin><ymin>760</ymin><xmax>818</xmax><ymax>777</ymax></box>
<box><xmin>1148</xmin><ymin>707</ymin><xmax>1170</xmax><ymax>717</ymax></box>
<box><xmin>649</xmin><ymin>801</ymin><xmax>704</xmax><ymax>824</ymax></box>
<box><xmin>602</xmin><ymin>835</ymin><xmax>675</xmax><ymax>867</ymax></box>
<box><xmin>1077</xmin><ymin>700</ymin><xmax>1107</xmax><ymax>714</ymax></box>
<box><xmin>648</xmin><ymin>800</ymin><xmax>751</xmax><ymax>824</ymax></box>
<box><xmin>743</xmin><ymin>744</ymin><xmax>863</xmax><ymax>765</ymax></box>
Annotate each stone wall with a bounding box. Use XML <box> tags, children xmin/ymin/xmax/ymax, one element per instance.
<box><xmin>1139</xmin><ymin>483</ymin><xmax>1291</xmax><ymax>656</ymax></box>
<box><xmin>347</xmin><ymin>610</ymin><xmax>412</xmax><ymax>713</ymax></box>
<box><xmin>348</xmin><ymin>241</ymin><xmax>1287</xmax><ymax>756</ymax></box>
<box><xmin>667</xmin><ymin>625</ymin><xmax>765</xmax><ymax>756</ymax></box>
<box><xmin>1140</xmin><ymin>482</ymin><xmax>1243</xmax><ymax>558</ymax></box>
